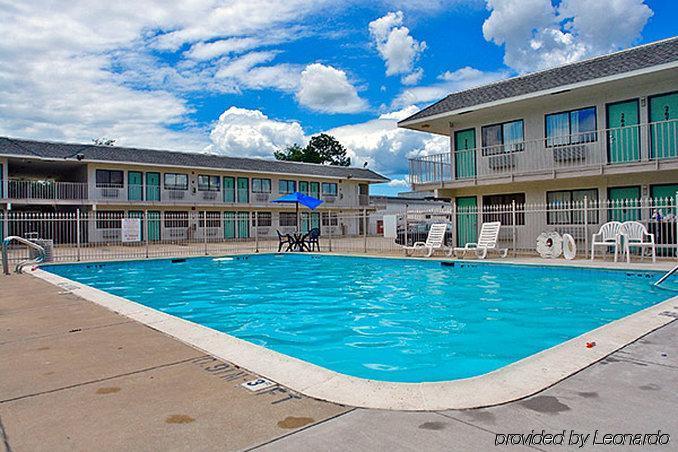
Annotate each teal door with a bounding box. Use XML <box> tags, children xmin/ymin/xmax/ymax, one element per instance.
<box><xmin>128</xmin><ymin>211</ymin><xmax>143</xmax><ymax>240</ymax></box>
<box><xmin>310</xmin><ymin>182</ymin><xmax>320</xmax><ymax>199</ymax></box>
<box><xmin>651</xmin><ymin>184</ymin><xmax>678</xmax><ymax>214</ymax></box>
<box><xmin>649</xmin><ymin>92</ymin><xmax>678</xmax><ymax>159</ymax></box>
<box><xmin>456</xmin><ymin>196</ymin><xmax>477</xmax><ymax>246</ymax></box>
<box><xmin>237</xmin><ymin>177</ymin><xmax>249</xmax><ymax>203</ymax></box>
<box><xmin>608</xmin><ymin>186</ymin><xmax>641</xmax><ymax>221</ymax></box>
<box><xmin>146</xmin><ymin>173</ymin><xmax>160</xmax><ymax>201</ymax></box>
<box><xmin>147</xmin><ymin>211</ymin><xmax>161</xmax><ymax>241</ymax></box>
<box><xmin>454</xmin><ymin>129</ymin><xmax>476</xmax><ymax>179</ymax></box>
<box><xmin>607</xmin><ymin>100</ymin><xmax>640</xmax><ymax>163</ymax></box>
<box><xmin>301</xmin><ymin>212</ymin><xmax>319</xmax><ymax>232</ymax></box>
<box><xmin>237</xmin><ymin>212</ymin><xmax>249</xmax><ymax>238</ymax></box>
<box><xmin>128</xmin><ymin>171</ymin><xmax>143</xmax><ymax>201</ymax></box>
<box><xmin>223</xmin><ymin>177</ymin><xmax>235</xmax><ymax>203</ymax></box>
<box><xmin>224</xmin><ymin>212</ymin><xmax>236</xmax><ymax>238</ymax></box>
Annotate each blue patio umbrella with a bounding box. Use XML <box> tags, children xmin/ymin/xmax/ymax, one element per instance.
<box><xmin>272</xmin><ymin>191</ymin><xmax>323</xmax><ymax>232</ymax></box>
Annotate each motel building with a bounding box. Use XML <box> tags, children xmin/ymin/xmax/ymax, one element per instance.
<box><xmin>401</xmin><ymin>37</ymin><xmax>678</xmax><ymax>253</ymax></box>
<box><xmin>0</xmin><ymin>138</ymin><xmax>388</xmax><ymax>243</ymax></box>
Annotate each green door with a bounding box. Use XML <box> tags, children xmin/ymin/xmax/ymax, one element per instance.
<box><xmin>298</xmin><ymin>181</ymin><xmax>309</xmax><ymax>195</ymax></box>
<box><xmin>223</xmin><ymin>177</ymin><xmax>235</xmax><ymax>203</ymax></box>
<box><xmin>237</xmin><ymin>177</ymin><xmax>249</xmax><ymax>203</ymax></box>
<box><xmin>456</xmin><ymin>196</ymin><xmax>477</xmax><ymax>246</ymax></box>
<box><xmin>310</xmin><ymin>212</ymin><xmax>320</xmax><ymax>230</ymax></box>
<box><xmin>310</xmin><ymin>182</ymin><xmax>320</xmax><ymax>199</ymax></box>
<box><xmin>607</xmin><ymin>100</ymin><xmax>640</xmax><ymax>163</ymax></box>
<box><xmin>237</xmin><ymin>212</ymin><xmax>249</xmax><ymax>238</ymax></box>
<box><xmin>128</xmin><ymin>211</ymin><xmax>143</xmax><ymax>240</ymax></box>
<box><xmin>454</xmin><ymin>129</ymin><xmax>476</xmax><ymax>179</ymax></box>
<box><xmin>224</xmin><ymin>211</ymin><xmax>236</xmax><ymax>238</ymax></box>
<box><xmin>608</xmin><ymin>186</ymin><xmax>641</xmax><ymax>222</ymax></box>
<box><xmin>128</xmin><ymin>171</ymin><xmax>143</xmax><ymax>201</ymax></box>
<box><xmin>147</xmin><ymin>211</ymin><xmax>161</xmax><ymax>241</ymax></box>
<box><xmin>651</xmin><ymin>184</ymin><xmax>678</xmax><ymax>214</ymax></box>
<box><xmin>146</xmin><ymin>172</ymin><xmax>160</xmax><ymax>201</ymax></box>
<box><xmin>649</xmin><ymin>93</ymin><xmax>678</xmax><ymax>159</ymax></box>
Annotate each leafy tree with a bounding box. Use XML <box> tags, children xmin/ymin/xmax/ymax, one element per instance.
<box><xmin>92</xmin><ymin>137</ymin><xmax>116</xmax><ymax>146</ymax></box>
<box><xmin>274</xmin><ymin>134</ymin><xmax>350</xmax><ymax>166</ymax></box>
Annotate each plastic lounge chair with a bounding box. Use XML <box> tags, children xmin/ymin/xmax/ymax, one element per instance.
<box><xmin>276</xmin><ymin>229</ymin><xmax>293</xmax><ymax>252</ymax></box>
<box><xmin>449</xmin><ymin>221</ymin><xmax>507</xmax><ymax>259</ymax></box>
<box><xmin>306</xmin><ymin>227</ymin><xmax>321</xmax><ymax>252</ymax></box>
<box><xmin>403</xmin><ymin>223</ymin><xmax>448</xmax><ymax>257</ymax></box>
<box><xmin>590</xmin><ymin>221</ymin><xmax>622</xmax><ymax>261</ymax></box>
<box><xmin>619</xmin><ymin>221</ymin><xmax>656</xmax><ymax>263</ymax></box>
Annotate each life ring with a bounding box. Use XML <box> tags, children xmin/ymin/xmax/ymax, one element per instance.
<box><xmin>536</xmin><ymin>232</ymin><xmax>563</xmax><ymax>258</ymax></box>
<box><xmin>562</xmin><ymin>233</ymin><xmax>576</xmax><ymax>260</ymax></box>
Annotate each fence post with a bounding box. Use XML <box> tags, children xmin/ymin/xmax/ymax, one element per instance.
<box><xmin>511</xmin><ymin>200</ymin><xmax>517</xmax><ymax>257</ymax></box>
<box><xmin>450</xmin><ymin>201</ymin><xmax>456</xmax><ymax>249</ymax></box>
<box><xmin>583</xmin><ymin>196</ymin><xmax>589</xmax><ymax>259</ymax></box>
<box><xmin>404</xmin><ymin>206</ymin><xmax>409</xmax><ymax>253</ymax></box>
<box><xmin>144</xmin><ymin>209</ymin><xmax>149</xmax><ymax>259</ymax></box>
<box><xmin>254</xmin><ymin>211</ymin><xmax>259</xmax><ymax>253</ymax></box>
<box><xmin>203</xmin><ymin>211</ymin><xmax>208</xmax><ymax>255</ymax></box>
<box><xmin>363</xmin><ymin>209</ymin><xmax>367</xmax><ymax>253</ymax></box>
<box><xmin>75</xmin><ymin>209</ymin><xmax>81</xmax><ymax>262</ymax></box>
<box><xmin>675</xmin><ymin>192</ymin><xmax>678</xmax><ymax>260</ymax></box>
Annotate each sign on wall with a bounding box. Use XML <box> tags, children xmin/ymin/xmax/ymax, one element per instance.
<box><xmin>121</xmin><ymin>218</ymin><xmax>141</xmax><ymax>242</ymax></box>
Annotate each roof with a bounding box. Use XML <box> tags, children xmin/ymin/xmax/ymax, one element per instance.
<box><xmin>0</xmin><ymin>136</ymin><xmax>389</xmax><ymax>183</ymax></box>
<box><xmin>400</xmin><ymin>37</ymin><xmax>678</xmax><ymax>125</ymax></box>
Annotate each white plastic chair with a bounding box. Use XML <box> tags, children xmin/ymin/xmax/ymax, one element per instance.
<box><xmin>590</xmin><ymin>221</ymin><xmax>622</xmax><ymax>261</ymax></box>
<box><xmin>403</xmin><ymin>223</ymin><xmax>448</xmax><ymax>257</ymax></box>
<box><xmin>619</xmin><ymin>221</ymin><xmax>656</xmax><ymax>263</ymax></box>
<box><xmin>449</xmin><ymin>221</ymin><xmax>507</xmax><ymax>259</ymax></box>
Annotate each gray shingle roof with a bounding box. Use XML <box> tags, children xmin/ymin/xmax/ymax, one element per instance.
<box><xmin>0</xmin><ymin>136</ymin><xmax>389</xmax><ymax>182</ymax></box>
<box><xmin>400</xmin><ymin>37</ymin><xmax>678</xmax><ymax>124</ymax></box>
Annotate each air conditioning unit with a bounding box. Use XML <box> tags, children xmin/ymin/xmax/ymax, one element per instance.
<box><xmin>324</xmin><ymin>196</ymin><xmax>336</xmax><ymax>203</ymax></box>
<box><xmin>101</xmin><ymin>188</ymin><xmax>120</xmax><ymax>198</ymax></box>
<box><xmin>202</xmin><ymin>191</ymin><xmax>217</xmax><ymax>200</ymax></box>
<box><xmin>169</xmin><ymin>190</ymin><xmax>185</xmax><ymax>200</ymax></box>
<box><xmin>254</xmin><ymin>193</ymin><xmax>269</xmax><ymax>202</ymax></box>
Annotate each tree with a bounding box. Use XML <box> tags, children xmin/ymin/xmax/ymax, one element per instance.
<box><xmin>274</xmin><ymin>134</ymin><xmax>350</xmax><ymax>166</ymax></box>
<box><xmin>92</xmin><ymin>138</ymin><xmax>116</xmax><ymax>146</ymax></box>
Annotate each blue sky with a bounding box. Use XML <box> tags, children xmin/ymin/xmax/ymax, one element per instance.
<box><xmin>0</xmin><ymin>0</ymin><xmax>675</xmax><ymax>195</ymax></box>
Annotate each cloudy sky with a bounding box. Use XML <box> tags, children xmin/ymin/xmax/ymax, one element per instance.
<box><xmin>0</xmin><ymin>0</ymin><xmax>674</xmax><ymax>194</ymax></box>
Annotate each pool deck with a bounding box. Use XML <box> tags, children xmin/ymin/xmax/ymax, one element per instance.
<box><xmin>1</xmin><ymin>262</ymin><xmax>677</xmax><ymax>450</ymax></box>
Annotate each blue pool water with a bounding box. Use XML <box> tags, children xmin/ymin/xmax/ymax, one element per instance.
<box><xmin>44</xmin><ymin>254</ymin><xmax>672</xmax><ymax>383</ymax></box>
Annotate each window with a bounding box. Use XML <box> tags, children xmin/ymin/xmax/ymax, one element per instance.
<box><xmin>164</xmin><ymin>211</ymin><xmax>189</xmax><ymax>228</ymax></box>
<box><xmin>279</xmin><ymin>212</ymin><xmax>297</xmax><ymax>227</ymax></box>
<box><xmin>481</xmin><ymin>120</ymin><xmax>524</xmax><ymax>156</ymax></box>
<box><xmin>547</xmin><ymin>189</ymin><xmax>598</xmax><ymax>225</ymax></box>
<box><xmin>164</xmin><ymin>173</ymin><xmax>188</xmax><ymax>190</ymax></box>
<box><xmin>545</xmin><ymin>107</ymin><xmax>597</xmax><ymax>147</ymax></box>
<box><xmin>482</xmin><ymin>193</ymin><xmax>525</xmax><ymax>225</ymax></box>
<box><xmin>279</xmin><ymin>179</ymin><xmax>296</xmax><ymax>194</ymax></box>
<box><xmin>95</xmin><ymin>170</ymin><xmax>124</xmax><ymax>188</ymax></box>
<box><xmin>96</xmin><ymin>211</ymin><xmax>123</xmax><ymax>229</ymax></box>
<box><xmin>199</xmin><ymin>211</ymin><xmax>221</xmax><ymax>228</ymax></box>
<box><xmin>254</xmin><ymin>212</ymin><xmax>272</xmax><ymax>227</ymax></box>
<box><xmin>252</xmin><ymin>178</ymin><xmax>271</xmax><ymax>193</ymax></box>
<box><xmin>197</xmin><ymin>175</ymin><xmax>220</xmax><ymax>191</ymax></box>
<box><xmin>298</xmin><ymin>181</ymin><xmax>309</xmax><ymax>194</ymax></box>
<box><xmin>322</xmin><ymin>182</ymin><xmax>338</xmax><ymax>196</ymax></box>
<box><xmin>321</xmin><ymin>212</ymin><xmax>338</xmax><ymax>226</ymax></box>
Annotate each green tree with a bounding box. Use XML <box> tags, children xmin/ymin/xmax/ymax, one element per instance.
<box><xmin>274</xmin><ymin>134</ymin><xmax>350</xmax><ymax>166</ymax></box>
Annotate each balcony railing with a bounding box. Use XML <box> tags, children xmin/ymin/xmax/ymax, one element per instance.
<box><xmin>409</xmin><ymin>119</ymin><xmax>678</xmax><ymax>185</ymax></box>
<box><xmin>4</xmin><ymin>180</ymin><xmax>88</xmax><ymax>201</ymax></box>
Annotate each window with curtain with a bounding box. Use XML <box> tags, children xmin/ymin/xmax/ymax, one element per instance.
<box><xmin>279</xmin><ymin>212</ymin><xmax>297</xmax><ymax>226</ymax></box>
<box><xmin>546</xmin><ymin>107</ymin><xmax>597</xmax><ymax>146</ymax></box>
<box><xmin>197</xmin><ymin>175</ymin><xmax>220</xmax><ymax>191</ymax></box>
<box><xmin>322</xmin><ymin>182</ymin><xmax>338</xmax><ymax>195</ymax></box>
<box><xmin>547</xmin><ymin>189</ymin><xmax>598</xmax><ymax>224</ymax></box>
<box><xmin>95</xmin><ymin>170</ymin><xmax>124</xmax><ymax>188</ymax></box>
<box><xmin>481</xmin><ymin>120</ymin><xmax>524</xmax><ymax>155</ymax></box>
<box><xmin>254</xmin><ymin>212</ymin><xmax>272</xmax><ymax>227</ymax></box>
<box><xmin>278</xmin><ymin>180</ymin><xmax>296</xmax><ymax>194</ymax></box>
<box><xmin>482</xmin><ymin>193</ymin><xmax>525</xmax><ymax>225</ymax></box>
<box><xmin>252</xmin><ymin>178</ymin><xmax>271</xmax><ymax>193</ymax></box>
<box><xmin>164</xmin><ymin>173</ymin><xmax>188</xmax><ymax>190</ymax></box>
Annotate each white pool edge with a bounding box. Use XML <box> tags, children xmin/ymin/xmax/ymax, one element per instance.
<box><xmin>31</xmin><ymin>266</ymin><xmax>678</xmax><ymax>411</ymax></box>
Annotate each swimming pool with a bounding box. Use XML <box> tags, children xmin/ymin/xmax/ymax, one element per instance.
<box><xmin>44</xmin><ymin>254</ymin><xmax>671</xmax><ymax>383</ymax></box>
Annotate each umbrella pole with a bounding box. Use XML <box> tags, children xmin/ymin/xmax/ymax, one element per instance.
<box><xmin>296</xmin><ymin>202</ymin><xmax>299</xmax><ymax>234</ymax></box>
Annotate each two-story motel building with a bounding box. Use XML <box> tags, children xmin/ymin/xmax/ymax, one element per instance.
<box><xmin>0</xmin><ymin>138</ymin><xmax>388</xmax><ymax>242</ymax></box>
<box><xmin>401</xmin><ymin>37</ymin><xmax>677</xmax><ymax>248</ymax></box>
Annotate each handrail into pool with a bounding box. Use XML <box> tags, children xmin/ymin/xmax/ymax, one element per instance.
<box><xmin>2</xmin><ymin>236</ymin><xmax>46</xmax><ymax>275</ymax></box>
<box><xmin>654</xmin><ymin>264</ymin><xmax>678</xmax><ymax>289</ymax></box>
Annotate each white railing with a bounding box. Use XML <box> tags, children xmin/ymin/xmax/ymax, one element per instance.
<box><xmin>409</xmin><ymin>120</ymin><xmax>678</xmax><ymax>185</ymax></box>
<box><xmin>5</xmin><ymin>179</ymin><xmax>88</xmax><ymax>201</ymax></box>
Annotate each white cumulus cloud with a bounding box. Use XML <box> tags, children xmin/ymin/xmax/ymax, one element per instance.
<box><xmin>296</xmin><ymin>63</ymin><xmax>368</xmax><ymax>114</ymax></box>
<box><xmin>483</xmin><ymin>0</ymin><xmax>653</xmax><ymax>73</ymax></box>
<box><xmin>369</xmin><ymin>11</ymin><xmax>426</xmax><ymax>82</ymax></box>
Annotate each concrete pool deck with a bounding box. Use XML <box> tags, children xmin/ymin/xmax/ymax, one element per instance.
<box><xmin>1</xmin><ymin>265</ymin><xmax>677</xmax><ymax>450</ymax></box>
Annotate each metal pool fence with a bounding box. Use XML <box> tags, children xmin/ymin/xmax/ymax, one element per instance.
<box><xmin>1</xmin><ymin>196</ymin><xmax>676</xmax><ymax>265</ymax></box>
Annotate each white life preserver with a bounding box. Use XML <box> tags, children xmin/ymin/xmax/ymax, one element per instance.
<box><xmin>562</xmin><ymin>233</ymin><xmax>576</xmax><ymax>260</ymax></box>
<box><xmin>536</xmin><ymin>232</ymin><xmax>563</xmax><ymax>258</ymax></box>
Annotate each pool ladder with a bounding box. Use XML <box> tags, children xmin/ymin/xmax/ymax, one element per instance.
<box><xmin>2</xmin><ymin>236</ymin><xmax>46</xmax><ymax>275</ymax></box>
<box><xmin>654</xmin><ymin>265</ymin><xmax>678</xmax><ymax>289</ymax></box>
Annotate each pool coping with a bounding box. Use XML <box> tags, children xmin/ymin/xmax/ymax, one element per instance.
<box><xmin>30</xmin><ymin>260</ymin><xmax>678</xmax><ymax>411</ymax></box>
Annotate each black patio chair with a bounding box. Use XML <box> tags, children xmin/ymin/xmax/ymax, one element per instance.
<box><xmin>306</xmin><ymin>227</ymin><xmax>321</xmax><ymax>252</ymax></box>
<box><xmin>276</xmin><ymin>230</ymin><xmax>293</xmax><ymax>252</ymax></box>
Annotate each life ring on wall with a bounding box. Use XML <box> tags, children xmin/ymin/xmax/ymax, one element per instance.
<box><xmin>562</xmin><ymin>233</ymin><xmax>576</xmax><ymax>260</ymax></box>
<box><xmin>536</xmin><ymin>232</ymin><xmax>563</xmax><ymax>259</ymax></box>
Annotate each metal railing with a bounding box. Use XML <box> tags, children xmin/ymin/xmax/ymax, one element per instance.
<box><xmin>2</xmin><ymin>236</ymin><xmax>46</xmax><ymax>274</ymax></box>
<box><xmin>5</xmin><ymin>180</ymin><xmax>88</xmax><ymax>201</ymax></box>
<box><xmin>409</xmin><ymin>120</ymin><xmax>678</xmax><ymax>185</ymax></box>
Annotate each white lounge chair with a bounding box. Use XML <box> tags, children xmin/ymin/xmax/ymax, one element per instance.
<box><xmin>403</xmin><ymin>223</ymin><xmax>448</xmax><ymax>257</ymax></box>
<box><xmin>620</xmin><ymin>221</ymin><xmax>656</xmax><ymax>263</ymax></box>
<box><xmin>449</xmin><ymin>221</ymin><xmax>507</xmax><ymax>259</ymax></box>
<box><xmin>590</xmin><ymin>221</ymin><xmax>622</xmax><ymax>261</ymax></box>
